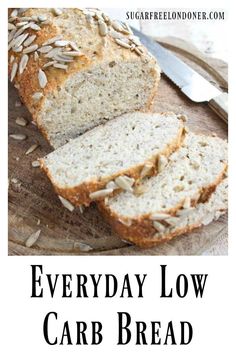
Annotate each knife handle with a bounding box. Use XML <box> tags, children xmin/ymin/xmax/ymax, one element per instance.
<box><xmin>208</xmin><ymin>92</ymin><xmax>228</xmax><ymax>124</ymax></box>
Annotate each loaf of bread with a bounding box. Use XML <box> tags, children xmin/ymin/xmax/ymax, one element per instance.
<box><xmin>40</xmin><ymin>112</ymin><xmax>185</xmax><ymax>206</ymax></box>
<box><xmin>8</xmin><ymin>8</ymin><xmax>160</xmax><ymax>148</ymax></box>
<box><xmin>99</xmin><ymin>133</ymin><xmax>228</xmax><ymax>247</ymax></box>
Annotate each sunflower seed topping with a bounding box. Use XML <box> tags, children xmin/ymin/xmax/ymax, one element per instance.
<box><xmin>42</xmin><ymin>35</ymin><xmax>62</xmax><ymax>46</ymax></box>
<box><xmin>8</xmin><ymin>23</ymin><xmax>16</xmax><ymax>30</ymax></box>
<box><xmin>153</xmin><ymin>221</ymin><xmax>165</xmax><ymax>232</ymax></box>
<box><xmin>69</xmin><ymin>41</ymin><xmax>80</xmax><ymax>51</ymax></box>
<box><xmin>10</xmin><ymin>134</ymin><xmax>27</xmax><ymax>141</ymax></box>
<box><xmin>150</xmin><ymin>213</ymin><xmax>170</xmax><ymax>221</ymax></box>
<box><xmin>53</xmin><ymin>8</ymin><xmax>63</xmax><ymax>16</ymax></box>
<box><xmin>23</xmin><ymin>44</ymin><xmax>38</xmax><ymax>53</ymax></box>
<box><xmin>183</xmin><ymin>197</ymin><xmax>191</xmax><ymax>209</ymax></box>
<box><xmin>16</xmin><ymin>21</ymin><xmax>28</xmax><ymax>27</ymax></box>
<box><xmin>38</xmin><ymin>69</ymin><xmax>47</xmax><ymax>88</ymax></box>
<box><xmin>38</xmin><ymin>45</ymin><xmax>53</xmax><ymax>53</ymax></box>
<box><xmin>10</xmin><ymin>55</ymin><xmax>15</xmax><ymax>63</ymax></box>
<box><xmin>30</xmin><ymin>23</ymin><xmax>41</xmax><ymax>31</ymax></box>
<box><xmin>98</xmin><ymin>20</ymin><xmax>108</xmax><ymax>36</ymax></box>
<box><xmin>115</xmin><ymin>38</ymin><xmax>132</xmax><ymax>49</ymax></box>
<box><xmin>16</xmin><ymin>117</ymin><xmax>28</xmax><ymax>126</ymax></box>
<box><xmin>12</xmin><ymin>45</ymin><xmax>23</xmax><ymax>52</ymax></box>
<box><xmin>54</xmin><ymin>40</ymin><xmax>70</xmax><ymax>47</ymax></box>
<box><xmin>58</xmin><ymin>195</ymin><xmax>74</xmax><ymax>212</ymax></box>
<box><xmin>10</xmin><ymin>62</ymin><xmax>18</xmax><ymax>81</ymax></box>
<box><xmin>32</xmin><ymin>160</ymin><xmax>40</xmax><ymax>168</ymax></box>
<box><xmin>62</xmin><ymin>51</ymin><xmax>82</xmax><ymax>57</ymax></box>
<box><xmin>53</xmin><ymin>63</ymin><xmax>68</xmax><ymax>70</ymax></box>
<box><xmin>23</xmin><ymin>34</ymin><xmax>37</xmax><ymax>47</ymax></box>
<box><xmin>34</xmin><ymin>51</ymin><xmax>39</xmax><ymax>61</ymax></box>
<box><xmin>115</xmin><ymin>176</ymin><xmax>134</xmax><ymax>192</ymax></box>
<box><xmin>25</xmin><ymin>230</ymin><xmax>41</xmax><ymax>248</ymax></box>
<box><xmin>38</xmin><ymin>14</ymin><xmax>47</xmax><ymax>22</ymax></box>
<box><xmin>106</xmin><ymin>181</ymin><xmax>119</xmax><ymax>191</ymax></box>
<box><xmin>43</xmin><ymin>61</ymin><xmax>57</xmax><ymax>68</ymax></box>
<box><xmin>19</xmin><ymin>54</ymin><xmax>29</xmax><ymax>74</ymax></box>
<box><xmin>89</xmin><ymin>188</ymin><xmax>113</xmax><ymax>200</ymax></box>
<box><xmin>25</xmin><ymin>144</ymin><xmax>39</xmax><ymax>155</ymax></box>
<box><xmin>158</xmin><ymin>155</ymin><xmax>168</xmax><ymax>172</ymax></box>
<box><xmin>140</xmin><ymin>162</ymin><xmax>153</xmax><ymax>178</ymax></box>
<box><xmin>10</xmin><ymin>9</ymin><xmax>18</xmax><ymax>18</ymax></box>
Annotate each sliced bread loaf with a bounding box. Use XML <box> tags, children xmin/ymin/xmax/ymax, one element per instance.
<box><xmin>100</xmin><ymin>177</ymin><xmax>228</xmax><ymax>247</ymax></box>
<box><xmin>8</xmin><ymin>8</ymin><xmax>160</xmax><ymax>148</ymax></box>
<box><xmin>99</xmin><ymin>133</ymin><xmax>228</xmax><ymax>246</ymax></box>
<box><xmin>40</xmin><ymin>112</ymin><xmax>185</xmax><ymax>206</ymax></box>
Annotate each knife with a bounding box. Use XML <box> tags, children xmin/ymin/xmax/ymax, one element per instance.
<box><xmin>132</xmin><ymin>28</ymin><xmax>228</xmax><ymax>123</ymax></box>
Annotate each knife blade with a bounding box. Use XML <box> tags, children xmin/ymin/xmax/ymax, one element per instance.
<box><xmin>132</xmin><ymin>28</ymin><xmax>228</xmax><ymax>123</ymax></box>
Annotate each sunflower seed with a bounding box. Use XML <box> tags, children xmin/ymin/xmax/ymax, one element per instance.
<box><xmin>54</xmin><ymin>40</ymin><xmax>70</xmax><ymax>47</ymax></box>
<box><xmin>23</xmin><ymin>34</ymin><xmax>37</xmax><ymax>47</ymax></box>
<box><xmin>89</xmin><ymin>188</ymin><xmax>113</xmax><ymax>200</ymax></box>
<box><xmin>150</xmin><ymin>213</ymin><xmax>170</xmax><ymax>221</ymax></box>
<box><xmin>42</xmin><ymin>35</ymin><xmax>62</xmax><ymax>46</ymax></box>
<box><xmin>16</xmin><ymin>21</ymin><xmax>28</xmax><ymax>27</ymax></box>
<box><xmin>166</xmin><ymin>217</ymin><xmax>179</xmax><ymax>227</ymax></box>
<box><xmin>134</xmin><ymin>46</ymin><xmax>143</xmax><ymax>56</ymax></box>
<box><xmin>34</xmin><ymin>51</ymin><xmax>39</xmax><ymax>61</ymax></box>
<box><xmin>115</xmin><ymin>176</ymin><xmax>134</xmax><ymax>192</ymax></box>
<box><xmin>129</xmin><ymin>35</ymin><xmax>142</xmax><ymax>46</ymax></box>
<box><xmin>12</xmin><ymin>33</ymin><xmax>29</xmax><ymax>49</ymax></box>
<box><xmin>37</xmin><ymin>219</ymin><xmax>41</xmax><ymax>225</ymax></box>
<box><xmin>177</xmin><ymin>208</ymin><xmax>194</xmax><ymax>217</ymax></box>
<box><xmin>25</xmin><ymin>144</ymin><xmax>39</xmax><ymax>155</ymax></box>
<box><xmin>32</xmin><ymin>160</ymin><xmax>40</xmax><ymax>167</ymax></box>
<box><xmin>38</xmin><ymin>14</ymin><xmax>47</xmax><ymax>22</ymax></box>
<box><xmin>109</xmin><ymin>30</ymin><xmax>123</xmax><ymax>40</ymax></box>
<box><xmin>32</xmin><ymin>92</ymin><xmax>43</xmax><ymax>101</ymax></box>
<box><xmin>61</xmin><ymin>51</ymin><xmax>82</xmax><ymax>57</ymax></box>
<box><xmin>25</xmin><ymin>230</ymin><xmax>41</xmax><ymax>248</ymax></box>
<box><xmin>38</xmin><ymin>45</ymin><xmax>53</xmax><ymax>53</ymax></box>
<box><xmin>158</xmin><ymin>155</ymin><xmax>168</xmax><ymax>172</ymax></box>
<box><xmin>10</xmin><ymin>62</ymin><xmax>18</xmax><ymax>81</ymax></box>
<box><xmin>58</xmin><ymin>196</ymin><xmax>74</xmax><ymax>212</ymax></box>
<box><xmin>30</xmin><ymin>23</ymin><xmax>41</xmax><ymax>31</ymax></box>
<box><xmin>53</xmin><ymin>8</ymin><xmax>63</xmax><ymax>16</ymax></box>
<box><xmin>10</xmin><ymin>134</ymin><xmax>27</xmax><ymax>141</ymax></box>
<box><xmin>12</xmin><ymin>45</ymin><xmax>23</xmax><ymax>52</ymax></box>
<box><xmin>38</xmin><ymin>69</ymin><xmax>47</xmax><ymax>88</ymax></box>
<box><xmin>45</xmin><ymin>47</ymin><xmax>63</xmax><ymax>58</ymax></box>
<box><xmin>133</xmin><ymin>184</ymin><xmax>149</xmax><ymax>195</ymax></box>
<box><xmin>183</xmin><ymin>197</ymin><xmax>191</xmax><ymax>209</ymax></box>
<box><xmin>153</xmin><ymin>221</ymin><xmax>165</xmax><ymax>232</ymax></box>
<box><xmin>10</xmin><ymin>9</ymin><xmax>18</xmax><ymax>17</ymax></box>
<box><xmin>10</xmin><ymin>55</ymin><xmax>15</xmax><ymax>63</ymax></box>
<box><xmin>8</xmin><ymin>23</ymin><xmax>16</xmax><ymax>30</ymax></box>
<box><xmin>123</xmin><ymin>22</ymin><xmax>133</xmax><ymax>34</ymax></box>
<box><xmin>16</xmin><ymin>116</ymin><xmax>28</xmax><ymax>126</ymax></box>
<box><xmin>74</xmin><ymin>242</ymin><xmax>93</xmax><ymax>252</ymax></box>
<box><xmin>102</xmin><ymin>12</ymin><xmax>111</xmax><ymax>24</ymax></box>
<box><xmin>13</xmin><ymin>24</ymin><xmax>31</xmax><ymax>39</ymax></box>
<box><xmin>31</xmin><ymin>15</ymin><xmax>39</xmax><ymax>22</ymax></box>
<box><xmin>18</xmin><ymin>8</ymin><xmax>28</xmax><ymax>15</ymax></box>
<box><xmin>8</xmin><ymin>28</ymin><xmax>17</xmax><ymax>42</ymax></box>
<box><xmin>69</xmin><ymin>41</ymin><xmax>80</xmax><ymax>51</ymax></box>
<box><xmin>53</xmin><ymin>54</ymin><xmax>73</xmax><ymax>63</ymax></box>
<box><xmin>98</xmin><ymin>20</ymin><xmax>108</xmax><ymax>36</ymax></box>
<box><xmin>43</xmin><ymin>61</ymin><xmax>57</xmax><ymax>68</ymax></box>
<box><xmin>140</xmin><ymin>162</ymin><xmax>153</xmax><ymax>178</ymax></box>
<box><xmin>19</xmin><ymin>54</ymin><xmax>29</xmax><ymax>74</ymax></box>
<box><xmin>115</xmin><ymin>38</ymin><xmax>131</xmax><ymax>49</ymax></box>
<box><xmin>118</xmin><ymin>218</ymin><xmax>132</xmax><ymax>227</ymax></box>
<box><xmin>112</xmin><ymin>20</ymin><xmax>125</xmax><ymax>33</ymax></box>
<box><xmin>41</xmin><ymin>20</ymin><xmax>52</xmax><ymax>26</ymax></box>
<box><xmin>53</xmin><ymin>63</ymin><xmax>68</xmax><ymax>70</ymax></box>
<box><xmin>79</xmin><ymin>205</ymin><xmax>85</xmax><ymax>214</ymax></box>
<box><xmin>18</xmin><ymin>17</ymin><xmax>33</xmax><ymax>21</ymax></box>
<box><xmin>106</xmin><ymin>181</ymin><xmax>119</xmax><ymax>191</ymax></box>
<box><xmin>23</xmin><ymin>44</ymin><xmax>38</xmax><ymax>53</ymax></box>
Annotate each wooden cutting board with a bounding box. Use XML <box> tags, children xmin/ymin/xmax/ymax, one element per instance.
<box><xmin>8</xmin><ymin>37</ymin><xmax>228</xmax><ymax>256</ymax></box>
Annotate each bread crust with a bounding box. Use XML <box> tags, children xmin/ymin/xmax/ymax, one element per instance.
<box><xmin>8</xmin><ymin>8</ymin><xmax>161</xmax><ymax>147</ymax></box>
<box><xmin>40</xmin><ymin>121</ymin><xmax>185</xmax><ymax>206</ymax></box>
<box><xmin>98</xmin><ymin>166</ymin><xmax>227</xmax><ymax>247</ymax></box>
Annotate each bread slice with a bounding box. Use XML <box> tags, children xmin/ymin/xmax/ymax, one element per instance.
<box><xmin>40</xmin><ymin>112</ymin><xmax>185</xmax><ymax>206</ymax></box>
<box><xmin>100</xmin><ymin>177</ymin><xmax>228</xmax><ymax>247</ymax></box>
<box><xmin>99</xmin><ymin>133</ymin><xmax>227</xmax><ymax>247</ymax></box>
<box><xmin>8</xmin><ymin>8</ymin><xmax>160</xmax><ymax>148</ymax></box>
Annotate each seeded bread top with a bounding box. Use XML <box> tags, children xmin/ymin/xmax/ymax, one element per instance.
<box><xmin>105</xmin><ymin>133</ymin><xmax>228</xmax><ymax>218</ymax></box>
<box><xmin>8</xmin><ymin>8</ymin><xmax>159</xmax><ymax>122</ymax></box>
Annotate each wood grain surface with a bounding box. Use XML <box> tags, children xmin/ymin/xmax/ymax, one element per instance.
<box><xmin>8</xmin><ymin>37</ymin><xmax>228</xmax><ymax>256</ymax></box>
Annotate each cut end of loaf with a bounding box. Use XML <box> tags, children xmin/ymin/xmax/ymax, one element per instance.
<box><xmin>39</xmin><ymin>60</ymin><xmax>160</xmax><ymax>148</ymax></box>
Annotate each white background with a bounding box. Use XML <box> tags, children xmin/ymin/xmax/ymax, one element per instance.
<box><xmin>1</xmin><ymin>0</ymin><xmax>235</xmax><ymax>353</ymax></box>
